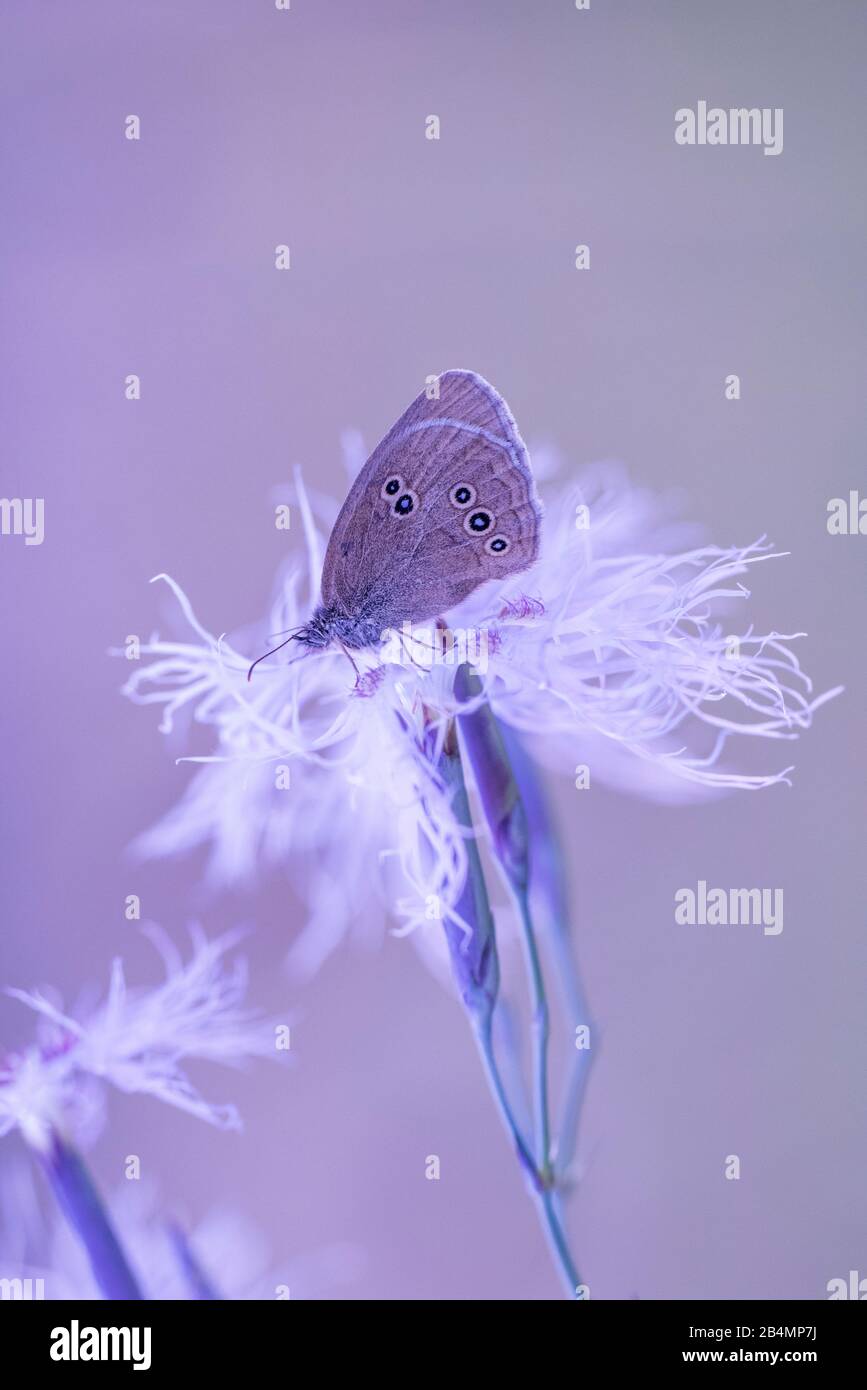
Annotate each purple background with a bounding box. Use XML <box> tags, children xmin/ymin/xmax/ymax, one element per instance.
<box><xmin>1</xmin><ymin>0</ymin><xmax>865</xmax><ymax>1298</ymax></box>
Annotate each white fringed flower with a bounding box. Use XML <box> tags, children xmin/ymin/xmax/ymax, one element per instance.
<box><xmin>118</xmin><ymin>457</ymin><xmax>839</xmax><ymax>968</ymax></box>
<box><xmin>460</xmin><ymin>463</ymin><xmax>841</xmax><ymax>792</ymax></box>
<box><xmin>0</xmin><ymin>927</ymin><xmax>278</xmax><ymax>1149</ymax></box>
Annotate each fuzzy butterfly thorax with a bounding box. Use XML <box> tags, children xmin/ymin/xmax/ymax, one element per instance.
<box><xmin>296</xmin><ymin>605</ymin><xmax>383</xmax><ymax>651</ymax></box>
<box><xmin>296</xmin><ymin>370</ymin><xmax>542</xmax><ymax>655</ymax></box>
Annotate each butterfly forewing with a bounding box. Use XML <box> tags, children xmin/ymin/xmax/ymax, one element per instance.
<box><xmin>320</xmin><ymin>370</ymin><xmax>542</xmax><ymax>630</ymax></box>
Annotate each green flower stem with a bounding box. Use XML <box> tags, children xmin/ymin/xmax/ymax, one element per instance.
<box><xmin>550</xmin><ymin>928</ymin><xmax>594</xmax><ymax>1186</ymax></box>
<box><xmin>437</xmin><ymin>724</ymin><xmax>535</xmax><ymax>1184</ymax></box>
<box><xmin>43</xmin><ymin>1132</ymin><xmax>144</xmax><ymax>1300</ymax></box>
<box><xmin>454</xmin><ymin>666</ymin><xmax>555</xmax><ymax>1183</ymax></box>
<box><xmin>475</xmin><ymin>1013</ymin><xmax>581</xmax><ymax>1298</ymax></box>
<box><xmin>513</xmin><ymin>884</ymin><xmax>553</xmax><ymax>1183</ymax></box>
<box><xmin>499</xmin><ymin>722</ymin><xmax>595</xmax><ymax>1186</ymax></box>
<box><xmin>167</xmin><ymin>1222</ymin><xmax>221</xmax><ymax>1299</ymax></box>
<box><xmin>470</xmin><ymin>1013</ymin><xmax>540</xmax><ymax>1196</ymax></box>
<box><xmin>440</xmin><ymin>679</ymin><xmax>582</xmax><ymax>1297</ymax></box>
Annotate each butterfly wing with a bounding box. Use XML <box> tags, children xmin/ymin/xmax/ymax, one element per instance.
<box><xmin>321</xmin><ymin>370</ymin><xmax>542</xmax><ymax>629</ymax></box>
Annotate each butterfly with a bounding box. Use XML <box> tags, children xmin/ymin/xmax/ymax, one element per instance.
<box><xmin>250</xmin><ymin>370</ymin><xmax>542</xmax><ymax>675</ymax></box>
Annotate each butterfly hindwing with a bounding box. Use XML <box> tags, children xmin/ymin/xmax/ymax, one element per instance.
<box><xmin>320</xmin><ymin>370</ymin><xmax>542</xmax><ymax>628</ymax></box>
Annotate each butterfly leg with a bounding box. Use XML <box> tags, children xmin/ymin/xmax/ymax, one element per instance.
<box><xmin>396</xmin><ymin>628</ymin><xmax>432</xmax><ymax>672</ymax></box>
<box><xmin>336</xmin><ymin>639</ymin><xmax>362</xmax><ymax>680</ymax></box>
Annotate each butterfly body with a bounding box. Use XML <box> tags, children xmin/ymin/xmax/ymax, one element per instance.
<box><xmin>296</xmin><ymin>604</ymin><xmax>383</xmax><ymax>651</ymax></box>
<box><xmin>296</xmin><ymin>370</ymin><xmax>542</xmax><ymax>654</ymax></box>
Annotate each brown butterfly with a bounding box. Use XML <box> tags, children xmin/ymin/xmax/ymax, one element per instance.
<box><xmin>250</xmin><ymin>371</ymin><xmax>541</xmax><ymax>675</ymax></box>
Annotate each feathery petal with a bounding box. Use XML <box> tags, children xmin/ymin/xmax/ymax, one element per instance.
<box><xmin>1</xmin><ymin>928</ymin><xmax>279</xmax><ymax>1148</ymax></box>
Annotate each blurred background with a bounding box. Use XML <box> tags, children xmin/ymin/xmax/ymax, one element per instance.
<box><xmin>0</xmin><ymin>0</ymin><xmax>864</xmax><ymax>1298</ymax></box>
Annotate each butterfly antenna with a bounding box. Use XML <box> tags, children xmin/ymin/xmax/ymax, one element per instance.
<box><xmin>247</xmin><ymin>632</ymin><xmax>302</xmax><ymax>682</ymax></box>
